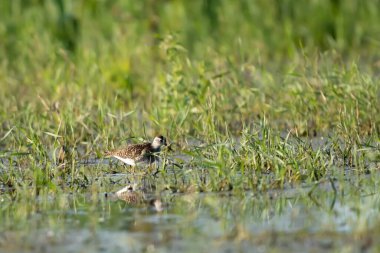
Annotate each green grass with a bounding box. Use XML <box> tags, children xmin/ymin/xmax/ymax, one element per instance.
<box><xmin>0</xmin><ymin>1</ymin><xmax>380</xmax><ymax>251</ymax></box>
<box><xmin>0</xmin><ymin>0</ymin><xmax>379</xmax><ymax>194</ymax></box>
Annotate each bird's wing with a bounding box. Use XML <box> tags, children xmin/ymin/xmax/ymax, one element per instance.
<box><xmin>107</xmin><ymin>143</ymin><xmax>150</xmax><ymax>159</ymax></box>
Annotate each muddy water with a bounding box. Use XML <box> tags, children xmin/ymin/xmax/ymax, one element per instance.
<box><xmin>1</xmin><ymin>172</ymin><xmax>380</xmax><ymax>253</ymax></box>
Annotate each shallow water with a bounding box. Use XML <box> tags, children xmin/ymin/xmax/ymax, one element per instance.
<box><xmin>1</xmin><ymin>137</ymin><xmax>379</xmax><ymax>252</ymax></box>
<box><xmin>1</xmin><ymin>171</ymin><xmax>380</xmax><ymax>253</ymax></box>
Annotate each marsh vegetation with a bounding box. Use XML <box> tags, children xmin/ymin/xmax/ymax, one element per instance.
<box><xmin>0</xmin><ymin>0</ymin><xmax>380</xmax><ymax>252</ymax></box>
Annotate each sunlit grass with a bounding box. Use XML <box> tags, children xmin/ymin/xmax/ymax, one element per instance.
<box><xmin>0</xmin><ymin>1</ymin><xmax>379</xmax><ymax>196</ymax></box>
<box><xmin>0</xmin><ymin>1</ymin><xmax>380</xmax><ymax>252</ymax></box>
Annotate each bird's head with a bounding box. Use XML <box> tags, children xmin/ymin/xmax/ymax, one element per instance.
<box><xmin>152</xmin><ymin>135</ymin><xmax>167</xmax><ymax>149</ymax></box>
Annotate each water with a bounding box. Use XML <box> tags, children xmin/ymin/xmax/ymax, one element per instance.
<box><xmin>1</xmin><ymin>172</ymin><xmax>379</xmax><ymax>253</ymax></box>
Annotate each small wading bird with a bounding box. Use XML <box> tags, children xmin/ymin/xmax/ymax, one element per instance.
<box><xmin>113</xmin><ymin>184</ymin><xmax>164</xmax><ymax>211</ymax></box>
<box><xmin>105</xmin><ymin>135</ymin><xmax>167</xmax><ymax>166</ymax></box>
<box><xmin>115</xmin><ymin>184</ymin><xmax>143</xmax><ymax>205</ymax></box>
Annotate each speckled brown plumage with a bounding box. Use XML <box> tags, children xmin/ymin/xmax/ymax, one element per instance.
<box><xmin>116</xmin><ymin>184</ymin><xmax>144</xmax><ymax>204</ymax></box>
<box><xmin>115</xmin><ymin>184</ymin><xmax>164</xmax><ymax>211</ymax></box>
<box><xmin>106</xmin><ymin>143</ymin><xmax>153</xmax><ymax>162</ymax></box>
<box><xmin>105</xmin><ymin>135</ymin><xmax>167</xmax><ymax>166</ymax></box>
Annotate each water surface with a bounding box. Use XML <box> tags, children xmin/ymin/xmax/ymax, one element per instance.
<box><xmin>1</xmin><ymin>171</ymin><xmax>379</xmax><ymax>253</ymax></box>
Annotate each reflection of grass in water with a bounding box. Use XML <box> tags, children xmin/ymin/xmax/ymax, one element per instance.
<box><xmin>0</xmin><ymin>1</ymin><xmax>380</xmax><ymax>251</ymax></box>
<box><xmin>1</xmin><ymin>176</ymin><xmax>380</xmax><ymax>252</ymax></box>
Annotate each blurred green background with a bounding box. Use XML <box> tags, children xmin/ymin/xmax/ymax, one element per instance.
<box><xmin>0</xmin><ymin>0</ymin><xmax>379</xmax><ymax>149</ymax></box>
<box><xmin>1</xmin><ymin>3</ymin><xmax>380</xmax><ymax>252</ymax></box>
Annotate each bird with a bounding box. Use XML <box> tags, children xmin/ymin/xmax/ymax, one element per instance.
<box><xmin>115</xmin><ymin>184</ymin><xmax>165</xmax><ymax>211</ymax></box>
<box><xmin>105</xmin><ymin>135</ymin><xmax>167</xmax><ymax>166</ymax></box>
<box><xmin>115</xmin><ymin>184</ymin><xmax>144</xmax><ymax>205</ymax></box>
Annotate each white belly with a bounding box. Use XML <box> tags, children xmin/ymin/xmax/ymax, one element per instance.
<box><xmin>113</xmin><ymin>155</ymin><xmax>136</xmax><ymax>166</ymax></box>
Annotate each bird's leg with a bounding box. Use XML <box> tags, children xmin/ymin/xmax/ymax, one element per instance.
<box><xmin>152</xmin><ymin>168</ymin><xmax>160</xmax><ymax>177</ymax></box>
<box><xmin>151</xmin><ymin>157</ymin><xmax>163</xmax><ymax>177</ymax></box>
<box><xmin>132</xmin><ymin>164</ymin><xmax>141</xmax><ymax>174</ymax></box>
<box><xmin>122</xmin><ymin>163</ymin><xmax>129</xmax><ymax>172</ymax></box>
